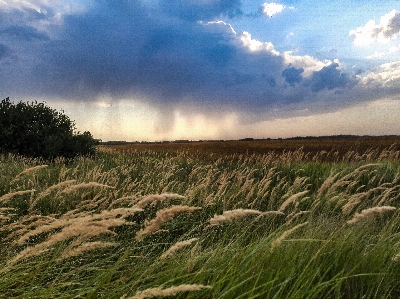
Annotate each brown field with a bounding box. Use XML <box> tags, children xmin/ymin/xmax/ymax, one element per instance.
<box><xmin>100</xmin><ymin>136</ymin><xmax>400</xmax><ymax>162</ymax></box>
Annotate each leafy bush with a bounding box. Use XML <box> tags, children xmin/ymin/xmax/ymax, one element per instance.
<box><xmin>0</xmin><ymin>97</ymin><xmax>97</xmax><ymax>159</ymax></box>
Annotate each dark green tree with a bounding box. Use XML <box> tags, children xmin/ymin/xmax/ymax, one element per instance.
<box><xmin>0</xmin><ymin>97</ymin><xmax>97</xmax><ymax>159</ymax></box>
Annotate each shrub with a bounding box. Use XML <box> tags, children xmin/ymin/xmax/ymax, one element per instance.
<box><xmin>0</xmin><ymin>97</ymin><xmax>97</xmax><ymax>159</ymax></box>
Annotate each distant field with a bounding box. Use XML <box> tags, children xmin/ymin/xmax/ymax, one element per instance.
<box><xmin>101</xmin><ymin>136</ymin><xmax>400</xmax><ymax>161</ymax></box>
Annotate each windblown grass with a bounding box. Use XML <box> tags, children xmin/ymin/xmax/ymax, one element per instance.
<box><xmin>1</xmin><ymin>144</ymin><xmax>400</xmax><ymax>298</ymax></box>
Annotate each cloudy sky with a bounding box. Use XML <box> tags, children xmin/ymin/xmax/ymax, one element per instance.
<box><xmin>1</xmin><ymin>0</ymin><xmax>400</xmax><ymax>141</ymax></box>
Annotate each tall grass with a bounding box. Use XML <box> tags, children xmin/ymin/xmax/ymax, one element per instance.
<box><xmin>1</xmin><ymin>146</ymin><xmax>400</xmax><ymax>298</ymax></box>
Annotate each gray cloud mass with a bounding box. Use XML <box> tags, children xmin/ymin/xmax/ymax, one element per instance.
<box><xmin>0</xmin><ymin>0</ymin><xmax>392</xmax><ymax>121</ymax></box>
<box><xmin>282</xmin><ymin>65</ymin><xmax>304</xmax><ymax>86</ymax></box>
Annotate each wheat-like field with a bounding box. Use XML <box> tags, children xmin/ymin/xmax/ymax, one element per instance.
<box><xmin>1</xmin><ymin>145</ymin><xmax>400</xmax><ymax>298</ymax></box>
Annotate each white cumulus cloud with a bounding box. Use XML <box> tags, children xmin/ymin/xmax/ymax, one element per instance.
<box><xmin>239</xmin><ymin>31</ymin><xmax>279</xmax><ymax>54</ymax></box>
<box><xmin>350</xmin><ymin>10</ymin><xmax>400</xmax><ymax>46</ymax></box>
<box><xmin>359</xmin><ymin>60</ymin><xmax>400</xmax><ymax>86</ymax></box>
<box><xmin>262</xmin><ymin>2</ymin><xmax>285</xmax><ymax>17</ymax></box>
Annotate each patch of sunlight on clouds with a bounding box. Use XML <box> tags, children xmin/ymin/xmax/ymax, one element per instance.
<box><xmin>239</xmin><ymin>31</ymin><xmax>279</xmax><ymax>54</ymax></box>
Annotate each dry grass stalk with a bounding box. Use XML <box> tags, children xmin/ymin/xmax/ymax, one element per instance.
<box><xmin>4</xmin><ymin>216</ymin><xmax>56</xmax><ymax>242</ymax></box>
<box><xmin>160</xmin><ymin>238</ymin><xmax>198</xmax><ymax>259</ymax></box>
<box><xmin>392</xmin><ymin>253</ymin><xmax>400</xmax><ymax>261</ymax></box>
<box><xmin>15</xmin><ymin>218</ymin><xmax>70</xmax><ymax>245</ymax></box>
<box><xmin>3</xmin><ymin>228</ymin><xmax>29</xmax><ymax>242</ymax></box>
<box><xmin>353</xmin><ymin>163</ymin><xmax>381</xmax><ymax>172</ymax></box>
<box><xmin>15</xmin><ymin>207</ymin><xmax>143</xmax><ymax>245</ymax></box>
<box><xmin>342</xmin><ymin>184</ymin><xmax>388</xmax><ymax>211</ymax></box>
<box><xmin>338</xmin><ymin>164</ymin><xmax>379</xmax><ymax>183</ymax></box>
<box><xmin>0</xmin><ymin>208</ymin><xmax>15</xmax><ymax>212</ymax></box>
<box><xmin>376</xmin><ymin>185</ymin><xmax>400</xmax><ymax>206</ymax></box>
<box><xmin>278</xmin><ymin>190</ymin><xmax>309</xmax><ymax>212</ymax></box>
<box><xmin>108</xmin><ymin>195</ymin><xmax>138</xmax><ymax>208</ymax></box>
<box><xmin>61</xmin><ymin>182</ymin><xmax>114</xmax><ymax>194</ymax></box>
<box><xmin>0</xmin><ymin>208</ymin><xmax>15</xmax><ymax>221</ymax></box>
<box><xmin>30</xmin><ymin>180</ymin><xmax>77</xmax><ymax>209</ymax></box>
<box><xmin>341</xmin><ymin>193</ymin><xmax>368</xmax><ymax>215</ymax></box>
<box><xmin>0</xmin><ymin>190</ymin><xmax>35</xmax><ymax>203</ymax></box>
<box><xmin>41</xmin><ymin>180</ymin><xmax>77</xmax><ymax>195</ymax></box>
<box><xmin>128</xmin><ymin>284</ymin><xmax>211</xmax><ymax>299</ymax></box>
<box><xmin>7</xmin><ymin>217</ymin><xmax>130</xmax><ymax>268</ymax></box>
<box><xmin>347</xmin><ymin>206</ymin><xmax>396</xmax><ymax>225</ymax></box>
<box><xmin>92</xmin><ymin>208</ymin><xmax>143</xmax><ymax>220</ymax></box>
<box><xmin>326</xmin><ymin>180</ymin><xmax>351</xmax><ymax>196</ymax></box>
<box><xmin>209</xmin><ymin>209</ymin><xmax>262</xmax><ymax>226</ymax></box>
<box><xmin>0</xmin><ymin>215</ymin><xmax>12</xmax><ymax>222</ymax></box>
<box><xmin>136</xmin><ymin>206</ymin><xmax>201</xmax><ymax>240</ymax></box>
<box><xmin>58</xmin><ymin>241</ymin><xmax>118</xmax><ymax>260</ymax></box>
<box><xmin>133</xmin><ymin>193</ymin><xmax>185</xmax><ymax>209</ymax></box>
<box><xmin>270</xmin><ymin>222</ymin><xmax>308</xmax><ymax>252</ymax></box>
<box><xmin>11</xmin><ymin>165</ymin><xmax>48</xmax><ymax>182</ymax></box>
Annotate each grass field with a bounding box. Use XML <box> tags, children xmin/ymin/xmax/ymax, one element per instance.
<box><xmin>103</xmin><ymin>136</ymin><xmax>400</xmax><ymax>161</ymax></box>
<box><xmin>1</xmin><ymin>137</ymin><xmax>400</xmax><ymax>298</ymax></box>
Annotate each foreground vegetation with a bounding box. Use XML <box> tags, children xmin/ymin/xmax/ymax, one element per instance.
<box><xmin>1</xmin><ymin>145</ymin><xmax>400</xmax><ymax>298</ymax></box>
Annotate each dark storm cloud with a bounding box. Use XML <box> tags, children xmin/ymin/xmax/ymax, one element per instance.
<box><xmin>282</xmin><ymin>65</ymin><xmax>304</xmax><ymax>86</ymax></box>
<box><xmin>0</xmin><ymin>0</ymin><xmax>374</xmax><ymax>118</ymax></box>
<box><xmin>160</xmin><ymin>0</ymin><xmax>243</xmax><ymax>21</ymax></box>
<box><xmin>310</xmin><ymin>63</ymin><xmax>349</xmax><ymax>92</ymax></box>
<box><xmin>15</xmin><ymin>1</ymin><xmax>286</xmax><ymax>109</ymax></box>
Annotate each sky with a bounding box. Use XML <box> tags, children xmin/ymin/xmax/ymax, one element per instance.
<box><xmin>1</xmin><ymin>0</ymin><xmax>400</xmax><ymax>141</ymax></box>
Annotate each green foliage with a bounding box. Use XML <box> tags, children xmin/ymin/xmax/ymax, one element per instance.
<box><xmin>0</xmin><ymin>97</ymin><xmax>97</xmax><ymax>159</ymax></box>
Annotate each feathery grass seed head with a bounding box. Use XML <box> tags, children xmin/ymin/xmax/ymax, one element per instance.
<box><xmin>0</xmin><ymin>190</ymin><xmax>35</xmax><ymax>203</ymax></box>
<box><xmin>61</xmin><ymin>182</ymin><xmax>114</xmax><ymax>194</ymax></box>
<box><xmin>347</xmin><ymin>206</ymin><xmax>396</xmax><ymax>225</ymax></box>
<box><xmin>133</xmin><ymin>193</ymin><xmax>185</xmax><ymax>209</ymax></box>
<box><xmin>209</xmin><ymin>209</ymin><xmax>262</xmax><ymax>226</ymax></box>
<box><xmin>11</xmin><ymin>165</ymin><xmax>48</xmax><ymax>182</ymax></box>
<box><xmin>160</xmin><ymin>238</ymin><xmax>198</xmax><ymax>259</ymax></box>
<box><xmin>128</xmin><ymin>284</ymin><xmax>211</xmax><ymax>299</ymax></box>
<box><xmin>271</xmin><ymin>222</ymin><xmax>308</xmax><ymax>252</ymax></box>
<box><xmin>278</xmin><ymin>190</ymin><xmax>309</xmax><ymax>212</ymax></box>
<box><xmin>136</xmin><ymin>206</ymin><xmax>201</xmax><ymax>240</ymax></box>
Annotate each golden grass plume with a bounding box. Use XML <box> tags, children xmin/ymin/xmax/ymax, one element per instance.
<box><xmin>160</xmin><ymin>238</ymin><xmax>198</xmax><ymax>259</ymax></box>
<box><xmin>347</xmin><ymin>206</ymin><xmax>396</xmax><ymax>225</ymax></box>
<box><xmin>4</xmin><ymin>207</ymin><xmax>143</xmax><ymax>270</ymax></box>
<box><xmin>57</xmin><ymin>241</ymin><xmax>118</xmax><ymax>260</ymax></box>
<box><xmin>37</xmin><ymin>180</ymin><xmax>77</xmax><ymax>197</ymax></box>
<box><xmin>136</xmin><ymin>205</ymin><xmax>201</xmax><ymax>240</ymax></box>
<box><xmin>127</xmin><ymin>284</ymin><xmax>211</xmax><ymax>299</ymax></box>
<box><xmin>30</xmin><ymin>180</ymin><xmax>77</xmax><ymax>209</ymax></box>
<box><xmin>270</xmin><ymin>222</ymin><xmax>308</xmax><ymax>252</ymax></box>
<box><xmin>0</xmin><ymin>190</ymin><xmax>35</xmax><ymax>203</ymax></box>
<box><xmin>11</xmin><ymin>165</ymin><xmax>48</xmax><ymax>182</ymax></box>
<box><xmin>133</xmin><ymin>193</ymin><xmax>185</xmax><ymax>209</ymax></box>
<box><xmin>209</xmin><ymin>209</ymin><xmax>262</xmax><ymax>226</ymax></box>
<box><xmin>278</xmin><ymin>190</ymin><xmax>309</xmax><ymax>212</ymax></box>
<box><xmin>61</xmin><ymin>182</ymin><xmax>114</xmax><ymax>194</ymax></box>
